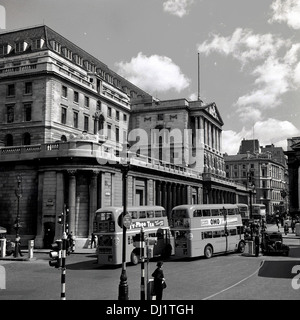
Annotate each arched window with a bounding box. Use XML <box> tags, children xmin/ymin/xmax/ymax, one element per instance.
<box><xmin>23</xmin><ymin>132</ymin><xmax>31</xmax><ymax>145</ymax></box>
<box><xmin>61</xmin><ymin>135</ymin><xmax>67</xmax><ymax>142</ymax></box>
<box><xmin>5</xmin><ymin>134</ymin><xmax>13</xmax><ymax>146</ymax></box>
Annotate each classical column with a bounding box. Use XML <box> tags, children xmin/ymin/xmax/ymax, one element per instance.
<box><xmin>298</xmin><ymin>166</ymin><xmax>300</xmax><ymax>210</ymax></box>
<box><xmin>55</xmin><ymin>171</ymin><xmax>65</xmax><ymax>239</ymax></box>
<box><xmin>156</xmin><ymin>180</ymin><xmax>161</xmax><ymax>206</ymax></box>
<box><xmin>172</xmin><ymin>183</ymin><xmax>177</xmax><ymax>208</ymax></box>
<box><xmin>167</xmin><ymin>182</ymin><xmax>172</xmax><ymax>219</ymax></box>
<box><xmin>89</xmin><ymin>170</ymin><xmax>99</xmax><ymax>236</ymax></box>
<box><xmin>67</xmin><ymin>170</ymin><xmax>77</xmax><ymax>236</ymax></box>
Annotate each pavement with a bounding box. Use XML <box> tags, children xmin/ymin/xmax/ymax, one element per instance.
<box><xmin>0</xmin><ymin>245</ymin><xmax>97</xmax><ymax>262</ymax></box>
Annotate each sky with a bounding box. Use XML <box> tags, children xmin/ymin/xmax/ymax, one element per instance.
<box><xmin>1</xmin><ymin>0</ymin><xmax>300</xmax><ymax>154</ymax></box>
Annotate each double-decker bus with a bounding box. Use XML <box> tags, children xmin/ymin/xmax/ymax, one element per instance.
<box><xmin>236</xmin><ymin>203</ymin><xmax>250</xmax><ymax>225</ymax></box>
<box><xmin>251</xmin><ymin>204</ymin><xmax>266</xmax><ymax>223</ymax></box>
<box><xmin>93</xmin><ymin>205</ymin><xmax>174</xmax><ymax>265</ymax></box>
<box><xmin>170</xmin><ymin>204</ymin><xmax>245</xmax><ymax>259</ymax></box>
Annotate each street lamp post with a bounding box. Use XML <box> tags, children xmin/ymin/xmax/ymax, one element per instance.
<box><xmin>14</xmin><ymin>174</ymin><xmax>22</xmax><ymax>257</ymax></box>
<box><xmin>222</xmin><ymin>207</ymin><xmax>228</xmax><ymax>253</ymax></box>
<box><xmin>118</xmin><ymin>163</ymin><xmax>130</xmax><ymax>300</ymax></box>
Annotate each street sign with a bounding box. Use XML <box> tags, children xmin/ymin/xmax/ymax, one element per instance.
<box><xmin>118</xmin><ymin>213</ymin><xmax>132</xmax><ymax>229</ymax></box>
<box><xmin>123</xmin><ymin>214</ymin><xmax>132</xmax><ymax>229</ymax></box>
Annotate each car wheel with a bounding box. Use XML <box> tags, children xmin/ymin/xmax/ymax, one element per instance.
<box><xmin>237</xmin><ymin>241</ymin><xmax>246</xmax><ymax>253</ymax></box>
<box><xmin>204</xmin><ymin>245</ymin><xmax>213</xmax><ymax>259</ymax></box>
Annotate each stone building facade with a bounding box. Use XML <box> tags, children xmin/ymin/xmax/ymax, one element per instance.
<box><xmin>0</xmin><ymin>25</ymin><xmax>248</xmax><ymax>248</ymax></box>
<box><xmin>285</xmin><ymin>137</ymin><xmax>300</xmax><ymax>217</ymax></box>
<box><xmin>224</xmin><ymin>139</ymin><xmax>289</xmax><ymax>217</ymax></box>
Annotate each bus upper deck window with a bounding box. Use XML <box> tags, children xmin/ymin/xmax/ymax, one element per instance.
<box><xmin>193</xmin><ymin>210</ymin><xmax>202</xmax><ymax>217</ymax></box>
<box><xmin>140</xmin><ymin>211</ymin><xmax>146</xmax><ymax>218</ymax></box>
<box><xmin>155</xmin><ymin>211</ymin><xmax>162</xmax><ymax>217</ymax></box>
<box><xmin>211</xmin><ymin>209</ymin><xmax>220</xmax><ymax>216</ymax></box>
<box><xmin>203</xmin><ymin>210</ymin><xmax>211</xmax><ymax>217</ymax></box>
<box><xmin>131</xmin><ymin>211</ymin><xmax>138</xmax><ymax>219</ymax></box>
<box><xmin>147</xmin><ymin>211</ymin><xmax>154</xmax><ymax>218</ymax></box>
<box><xmin>162</xmin><ymin>210</ymin><xmax>166</xmax><ymax>217</ymax></box>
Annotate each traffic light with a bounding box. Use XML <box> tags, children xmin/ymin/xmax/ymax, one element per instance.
<box><xmin>49</xmin><ymin>240</ymin><xmax>62</xmax><ymax>268</ymax></box>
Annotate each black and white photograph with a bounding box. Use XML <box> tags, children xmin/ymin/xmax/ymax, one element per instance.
<box><xmin>0</xmin><ymin>0</ymin><xmax>300</xmax><ymax>310</ymax></box>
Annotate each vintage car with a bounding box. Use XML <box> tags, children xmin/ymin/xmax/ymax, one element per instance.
<box><xmin>261</xmin><ymin>231</ymin><xmax>289</xmax><ymax>256</ymax></box>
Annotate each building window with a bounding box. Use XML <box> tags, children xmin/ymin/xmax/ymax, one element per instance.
<box><xmin>15</xmin><ymin>42</ymin><xmax>24</xmax><ymax>53</ymax></box>
<box><xmin>7</xmin><ymin>84</ymin><xmax>15</xmax><ymax>97</ymax></box>
<box><xmin>84</xmin><ymin>115</ymin><xmax>89</xmax><ymax>131</ymax></box>
<box><xmin>24</xmin><ymin>82</ymin><xmax>32</xmax><ymax>95</ymax></box>
<box><xmin>61</xmin><ymin>107</ymin><xmax>67</xmax><ymax>124</ymax></box>
<box><xmin>32</xmin><ymin>39</ymin><xmax>44</xmax><ymax>50</ymax></box>
<box><xmin>61</xmin><ymin>135</ymin><xmax>67</xmax><ymax>142</ymax></box>
<box><xmin>74</xmin><ymin>91</ymin><xmax>79</xmax><ymax>103</ymax></box>
<box><xmin>84</xmin><ymin>96</ymin><xmax>89</xmax><ymax>108</ymax></box>
<box><xmin>63</xmin><ymin>47</ymin><xmax>72</xmax><ymax>60</ymax></box>
<box><xmin>7</xmin><ymin>105</ymin><xmax>14</xmax><ymax>123</ymax></box>
<box><xmin>123</xmin><ymin>114</ymin><xmax>127</xmax><ymax>122</ymax></box>
<box><xmin>75</xmin><ymin>55</ymin><xmax>83</xmax><ymax>66</ymax></box>
<box><xmin>108</xmin><ymin>107</ymin><xmax>112</xmax><ymax>118</ymax></box>
<box><xmin>51</xmin><ymin>40</ymin><xmax>61</xmax><ymax>53</ymax></box>
<box><xmin>158</xmin><ymin>114</ymin><xmax>164</xmax><ymax>121</ymax></box>
<box><xmin>116</xmin><ymin>110</ymin><xmax>120</xmax><ymax>121</ymax></box>
<box><xmin>24</xmin><ymin>104</ymin><xmax>32</xmax><ymax>121</ymax></box>
<box><xmin>0</xmin><ymin>44</ymin><xmax>9</xmax><ymax>55</ymax></box>
<box><xmin>116</xmin><ymin>127</ymin><xmax>120</xmax><ymax>143</ymax></box>
<box><xmin>23</xmin><ymin>132</ymin><xmax>31</xmax><ymax>145</ymax></box>
<box><xmin>107</xmin><ymin>124</ymin><xmax>112</xmax><ymax>139</ymax></box>
<box><xmin>62</xmin><ymin>86</ymin><xmax>68</xmax><ymax>98</ymax></box>
<box><xmin>73</xmin><ymin>112</ymin><xmax>78</xmax><ymax>128</ymax></box>
<box><xmin>5</xmin><ymin>134</ymin><xmax>13</xmax><ymax>146</ymax></box>
<box><xmin>96</xmin><ymin>100</ymin><xmax>101</xmax><ymax>111</ymax></box>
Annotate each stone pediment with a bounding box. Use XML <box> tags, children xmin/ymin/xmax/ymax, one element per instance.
<box><xmin>205</xmin><ymin>103</ymin><xmax>223</xmax><ymax>124</ymax></box>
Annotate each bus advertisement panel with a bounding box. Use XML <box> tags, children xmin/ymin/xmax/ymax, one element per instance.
<box><xmin>170</xmin><ymin>204</ymin><xmax>245</xmax><ymax>259</ymax></box>
<box><xmin>93</xmin><ymin>206</ymin><xmax>174</xmax><ymax>265</ymax></box>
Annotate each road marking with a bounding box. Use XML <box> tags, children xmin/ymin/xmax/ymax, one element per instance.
<box><xmin>202</xmin><ymin>261</ymin><xmax>265</xmax><ymax>300</ymax></box>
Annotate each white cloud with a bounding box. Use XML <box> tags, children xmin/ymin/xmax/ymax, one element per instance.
<box><xmin>115</xmin><ymin>52</ymin><xmax>190</xmax><ymax>94</ymax></box>
<box><xmin>269</xmin><ymin>0</ymin><xmax>300</xmax><ymax>29</ymax></box>
<box><xmin>236</xmin><ymin>56</ymin><xmax>292</xmax><ymax>110</ymax></box>
<box><xmin>198</xmin><ymin>28</ymin><xmax>286</xmax><ymax>66</ymax></box>
<box><xmin>236</xmin><ymin>107</ymin><xmax>262</xmax><ymax>123</ymax></box>
<box><xmin>222</xmin><ymin>130</ymin><xmax>244</xmax><ymax>155</ymax></box>
<box><xmin>198</xmin><ymin>27</ymin><xmax>300</xmax><ymax>119</ymax></box>
<box><xmin>163</xmin><ymin>0</ymin><xmax>194</xmax><ymax>18</ymax></box>
<box><xmin>222</xmin><ymin>119</ymin><xmax>300</xmax><ymax>155</ymax></box>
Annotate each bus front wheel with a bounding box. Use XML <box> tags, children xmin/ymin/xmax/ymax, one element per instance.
<box><xmin>130</xmin><ymin>252</ymin><xmax>139</xmax><ymax>265</ymax></box>
<box><xmin>204</xmin><ymin>245</ymin><xmax>213</xmax><ymax>259</ymax></box>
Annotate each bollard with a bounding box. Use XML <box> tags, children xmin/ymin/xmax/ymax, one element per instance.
<box><xmin>147</xmin><ymin>278</ymin><xmax>155</xmax><ymax>300</ymax></box>
<box><xmin>0</xmin><ymin>239</ymin><xmax>6</xmax><ymax>258</ymax></box>
<box><xmin>28</xmin><ymin>240</ymin><xmax>34</xmax><ymax>259</ymax></box>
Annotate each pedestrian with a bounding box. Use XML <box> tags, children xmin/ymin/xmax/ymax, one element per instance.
<box><xmin>152</xmin><ymin>261</ymin><xmax>166</xmax><ymax>300</ymax></box>
<box><xmin>284</xmin><ymin>223</ymin><xmax>289</xmax><ymax>235</ymax></box>
<box><xmin>254</xmin><ymin>234</ymin><xmax>260</xmax><ymax>257</ymax></box>
<box><xmin>91</xmin><ymin>233</ymin><xmax>97</xmax><ymax>248</ymax></box>
<box><xmin>291</xmin><ymin>220</ymin><xmax>295</xmax><ymax>233</ymax></box>
<box><xmin>14</xmin><ymin>236</ymin><xmax>23</xmax><ymax>257</ymax></box>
